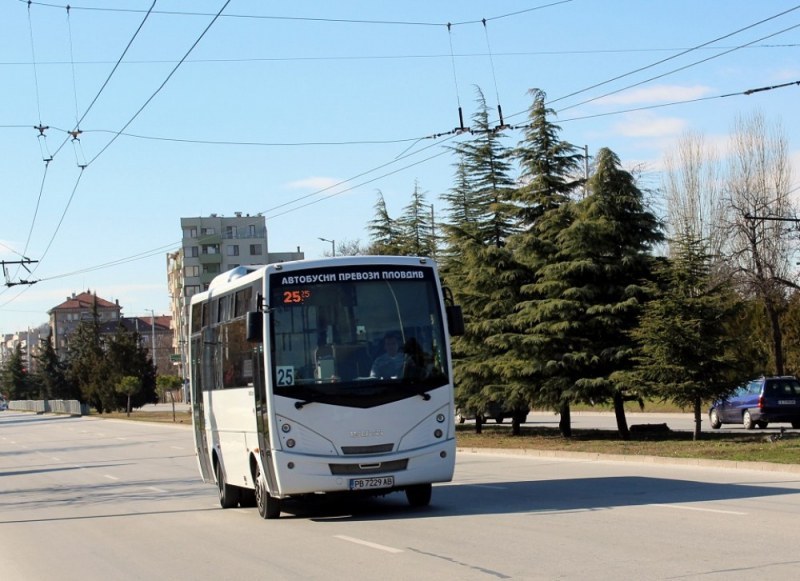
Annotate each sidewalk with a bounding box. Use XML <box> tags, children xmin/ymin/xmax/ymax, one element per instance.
<box><xmin>138</xmin><ymin>402</ymin><xmax>190</xmax><ymax>413</ymax></box>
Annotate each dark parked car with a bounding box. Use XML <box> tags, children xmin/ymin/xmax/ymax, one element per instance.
<box><xmin>456</xmin><ymin>402</ymin><xmax>528</xmax><ymax>424</ymax></box>
<box><xmin>709</xmin><ymin>376</ymin><xmax>800</xmax><ymax>430</ymax></box>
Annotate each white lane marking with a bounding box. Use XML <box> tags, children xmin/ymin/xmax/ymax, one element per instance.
<box><xmin>104</xmin><ymin>474</ymin><xmax>119</xmax><ymax>481</ymax></box>
<box><xmin>334</xmin><ymin>535</ymin><xmax>403</xmax><ymax>554</ymax></box>
<box><xmin>147</xmin><ymin>487</ymin><xmax>167</xmax><ymax>493</ymax></box>
<box><xmin>51</xmin><ymin>457</ymin><xmax>61</xmax><ymax>461</ymax></box>
<box><xmin>170</xmin><ymin>446</ymin><xmax>184</xmax><ymax>450</ymax></box>
<box><xmin>652</xmin><ymin>503</ymin><xmax>747</xmax><ymax>515</ymax></box>
<box><xmin>116</xmin><ymin>437</ymin><xmax>128</xmax><ymax>441</ymax></box>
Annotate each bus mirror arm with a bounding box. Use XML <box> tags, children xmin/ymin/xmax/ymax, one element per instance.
<box><xmin>294</xmin><ymin>400</ymin><xmax>313</xmax><ymax>410</ymax></box>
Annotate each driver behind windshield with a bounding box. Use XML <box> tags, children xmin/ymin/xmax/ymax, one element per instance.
<box><xmin>370</xmin><ymin>332</ymin><xmax>405</xmax><ymax>379</ymax></box>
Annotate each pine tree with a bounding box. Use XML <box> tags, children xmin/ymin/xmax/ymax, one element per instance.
<box><xmin>540</xmin><ymin>147</ymin><xmax>664</xmax><ymax>439</ymax></box>
<box><xmin>368</xmin><ymin>190</ymin><xmax>403</xmax><ymax>255</ymax></box>
<box><xmin>440</xmin><ymin>89</ymin><xmax>525</xmax><ymax>433</ymax></box>
<box><xmin>34</xmin><ymin>331</ymin><xmax>78</xmax><ymax>400</ymax></box>
<box><xmin>629</xmin><ymin>233</ymin><xmax>753</xmax><ymax>439</ymax></box>
<box><xmin>2</xmin><ymin>343</ymin><xmax>30</xmax><ymax>399</ymax></box>
<box><xmin>397</xmin><ymin>180</ymin><xmax>436</xmax><ymax>257</ymax></box>
<box><xmin>506</xmin><ymin>88</ymin><xmax>584</xmax><ymax>437</ymax></box>
<box><xmin>105</xmin><ymin>325</ymin><xmax>157</xmax><ymax>411</ymax></box>
<box><xmin>442</xmin><ymin>88</ymin><xmax>518</xmax><ymax>248</ymax></box>
<box><xmin>513</xmin><ymin>88</ymin><xmax>584</xmax><ymax>227</ymax></box>
<box><xmin>64</xmin><ymin>298</ymin><xmax>109</xmax><ymax>411</ymax></box>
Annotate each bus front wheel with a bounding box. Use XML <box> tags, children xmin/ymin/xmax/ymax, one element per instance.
<box><xmin>255</xmin><ymin>466</ymin><xmax>281</xmax><ymax>519</ymax></box>
<box><xmin>216</xmin><ymin>462</ymin><xmax>240</xmax><ymax>509</ymax></box>
<box><xmin>405</xmin><ymin>483</ymin><xmax>432</xmax><ymax>507</ymax></box>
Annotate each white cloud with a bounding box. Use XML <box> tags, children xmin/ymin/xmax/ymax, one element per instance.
<box><xmin>285</xmin><ymin>177</ymin><xmax>341</xmax><ymax>191</ymax></box>
<box><xmin>612</xmin><ymin>112</ymin><xmax>688</xmax><ymax>138</ymax></box>
<box><xmin>771</xmin><ymin>68</ymin><xmax>800</xmax><ymax>82</ymax></box>
<box><xmin>596</xmin><ymin>84</ymin><xmax>714</xmax><ymax>106</ymax></box>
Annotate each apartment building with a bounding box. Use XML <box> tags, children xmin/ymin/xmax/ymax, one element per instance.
<box><xmin>49</xmin><ymin>291</ymin><xmax>122</xmax><ymax>356</ymax></box>
<box><xmin>167</xmin><ymin>213</ymin><xmax>304</xmax><ymax>383</ymax></box>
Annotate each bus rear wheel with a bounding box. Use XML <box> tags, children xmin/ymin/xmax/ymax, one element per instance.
<box><xmin>255</xmin><ymin>466</ymin><xmax>281</xmax><ymax>519</ymax></box>
<box><xmin>405</xmin><ymin>483</ymin><xmax>432</xmax><ymax>507</ymax></box>
<box><xmin>216</xmin><ymin>462</ymin><xmax>240</xmax><ymax>509</ymax></box>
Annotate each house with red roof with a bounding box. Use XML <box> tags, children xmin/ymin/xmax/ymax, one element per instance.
<box><xmin>48</xmin><ymin>290</ymin><xmax>121</xmax><ymax>355</ymax></box>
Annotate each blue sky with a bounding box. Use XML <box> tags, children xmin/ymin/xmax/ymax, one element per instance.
<box><xmin>2</xmin><ymin>0</ymin><xmax>799</xmax><ymax>333</ymax></box>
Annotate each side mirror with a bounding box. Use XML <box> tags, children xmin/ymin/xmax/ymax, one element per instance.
<box><xmin>246</xmin><ymin>311</ymin><xmax>263</xmax><ymax>342</ymax></box>
<box><xmin>446</xmin><ymin>305</ymin><xmax>465</xmax><ymax>337</ymax></box>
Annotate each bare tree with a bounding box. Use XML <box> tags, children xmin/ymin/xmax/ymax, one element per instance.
<box><xmin>663</xmin><ymin>131</ymin><xmax>727</xmax><ymax>264</ymax></box>
<box><xmin>724</xmin><ymin>111</ymin><xmax>796</xmax><ymax>374</ymax></box>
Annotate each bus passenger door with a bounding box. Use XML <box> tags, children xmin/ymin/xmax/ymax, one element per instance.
<box><xmin>192</xmin><ymin>334</ymin><xmax>214</xmax><ymax>483</ymax></box>
<box><xmin>253</xmin><ymin>344</ymin><xmax>279</xmax><ymax>494</ymax></box>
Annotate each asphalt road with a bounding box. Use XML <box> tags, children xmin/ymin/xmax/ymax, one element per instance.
<box><xmin>3</xmin><ymin>411</ymin><xmax>800</xmax><ymax>580</ymax></box>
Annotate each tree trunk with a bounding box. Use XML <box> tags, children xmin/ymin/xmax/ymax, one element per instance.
<box><xmin>126</xmin><ymin>394</ymin><xmax>131</xmax><ymax>417</ymax></box>
<box><xmin>693</xmin><ymin>397</ymin><xmax>702</xmax><ymax>441</ymax></box>
<box><xmin>511</xmin><ymin>416</ymin><xmax>521</xmax><ymax>436</ymax></box>
<box><xmin>613</xmin><ymin>392</ymin><xmax>630</xmax><ymax>440</ymax></box>
<box><xmin>475</xmin><ymin>415</ymin><xmax>483</xmax><ymax>435</ymax></box>
<box><xmin>558</xmin><ymin>402</ymin><xmax>572</xmax><ymax>438</ymax></box>
<box><xmin>765</xmin><ymin>298</ymin><xmax>785</xmax><ymax>375</ymax></box>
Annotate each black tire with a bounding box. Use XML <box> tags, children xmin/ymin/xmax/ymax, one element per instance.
<box><xmin>494</xmin><ymin>417</ymin><xmax>505</xmax><ymax>424</ymax></box>
<box><xmin>743</xmin><ymin>410</ymin><xmax>755</xmax><ymax>430</ymax></box>
<box><xmin>756</xmin><ymin>421</ymin><xmax>768</xmax><ymax>429</ymax></box>
<box><xmin>513</xmin><ymin>412</ymin><xmax>528</xmax><ymax>425</ymax></box>
<box><xmin>255</xmin><ymin>464</ymin><xmax>280</xmax><ymax>519</ymax></box>
<box><xmin>709</xmin><ymin>409</ymin><xmax>722</xmax><ymax>430</ymax></box>
<box><xmin>216</xmin><ymin>462</ymin><xmax>240</xmax><ymax>509</ymax></box>
<box><xmin>405</xmin><ymin>483</ymin><xmax>432</xmax><ymax>507</ymax></box>
<box><xmin>456</xmin><ymin>413</ymin><xmax>466</xmax><ymax>424</ymax></box>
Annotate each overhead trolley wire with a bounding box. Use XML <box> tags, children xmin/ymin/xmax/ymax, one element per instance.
<box><xmin>4</xmin><ymin>1</ymin><xmax>797</xmax><ymax>298</ymax></box>
<box><xmin>84</xmin><ymin>0</ymin><xmax>231</xmax><ymax>167</ymax></box>
<box><xmin>50</xmin><ymin>0</ymin><xmax>159</xmax><ymax>161</ymax></box>
<box><xmin>6</xmin><ymin>77</ymin><xmax>796</xmax><ymax>292</ymax></box>
<box><xmin>555</xmin><ymin>21</ymin><xmax>800</xmax><ymax>115</ymax></box>
<box><xmin>1</xmin><ymin>0</ymin><xmax>230</xmax><ymax>307</ymax></box>
<box><xmin>493</xmin><ymin>3</ymin><xmax>800</xmax><ymax>121</ymax></box>
<box><xmin>18</xmin><ymin>0</ymin><xmax>573</xmax><ymax>27</ymax></box>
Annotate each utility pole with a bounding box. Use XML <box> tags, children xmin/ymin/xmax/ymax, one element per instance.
<box><xmin>148</xmin><ymin>309</ymin><xmax>157</xmax><ymax>372</ymax></box>
<box><xmin>430</xmin><ymin>204</ymin><xmax>437</xmax><ymax>259</ymax></box>
<box><xmin>583</xmin><ymin>145</ymin><xmax>590</xmax><ymax>198</ymax></box>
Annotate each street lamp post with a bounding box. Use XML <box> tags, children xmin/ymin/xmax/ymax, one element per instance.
<box><xmin>318</xmin><ymin>237</ymin><xmax>335</xmax><ymax>257</ymax></box>
<box><xmin>147</xmin><ymin>309</ymin><xmax>157</xmax><ymax>370</ymax></box>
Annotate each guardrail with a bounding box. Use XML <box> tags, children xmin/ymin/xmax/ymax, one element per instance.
<box><xmin>8</xmin><ymin>399</ymin><xmax>90</xmax><ymax>416</ymax></box>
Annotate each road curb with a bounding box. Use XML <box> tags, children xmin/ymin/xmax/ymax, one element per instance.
<box><xmin>457</xmin><ymin>446</ymin><xmax>800</xmax><ymax>474</ymax></box>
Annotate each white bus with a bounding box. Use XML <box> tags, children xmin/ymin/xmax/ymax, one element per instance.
<box><xmin>189</xmin><ymin>256</ymin><xmax>463</xmax><ymax>519</ymax></box>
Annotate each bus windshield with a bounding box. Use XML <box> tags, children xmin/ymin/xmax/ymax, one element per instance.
<box><xmin>269</xmin><ymin>264</ymin><xmax>449</xmax><ymax>407</ymax></box>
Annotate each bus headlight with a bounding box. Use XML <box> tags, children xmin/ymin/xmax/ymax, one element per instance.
<box><xmin>281</xmin><ymin>423</ymin><xmax>291</xmax><ymax>433</ymax></box>
<box><xmin>286</xmin><ymin>438</ymin><xmax>296</xmax><ymax>448</ymax></box>
<box><xmin>434</xmin><ymin>429</ymin><xmax>443</xmax><ymax>438</ymax></box>
<box><xmin>436</xmin><ymin>413</ymin><xmax>446</xmax><ymax>423</ymax></box>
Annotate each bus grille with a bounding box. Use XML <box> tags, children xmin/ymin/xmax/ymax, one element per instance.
<box><xmin>329</xmin><ymin>459</ymin><xmax>408</xmax><ymax>475</ymax></box>
<box><xmin>340</xmin><ymin>444</ymin><xmax>394</xmax><ymax>455</ymax></box>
